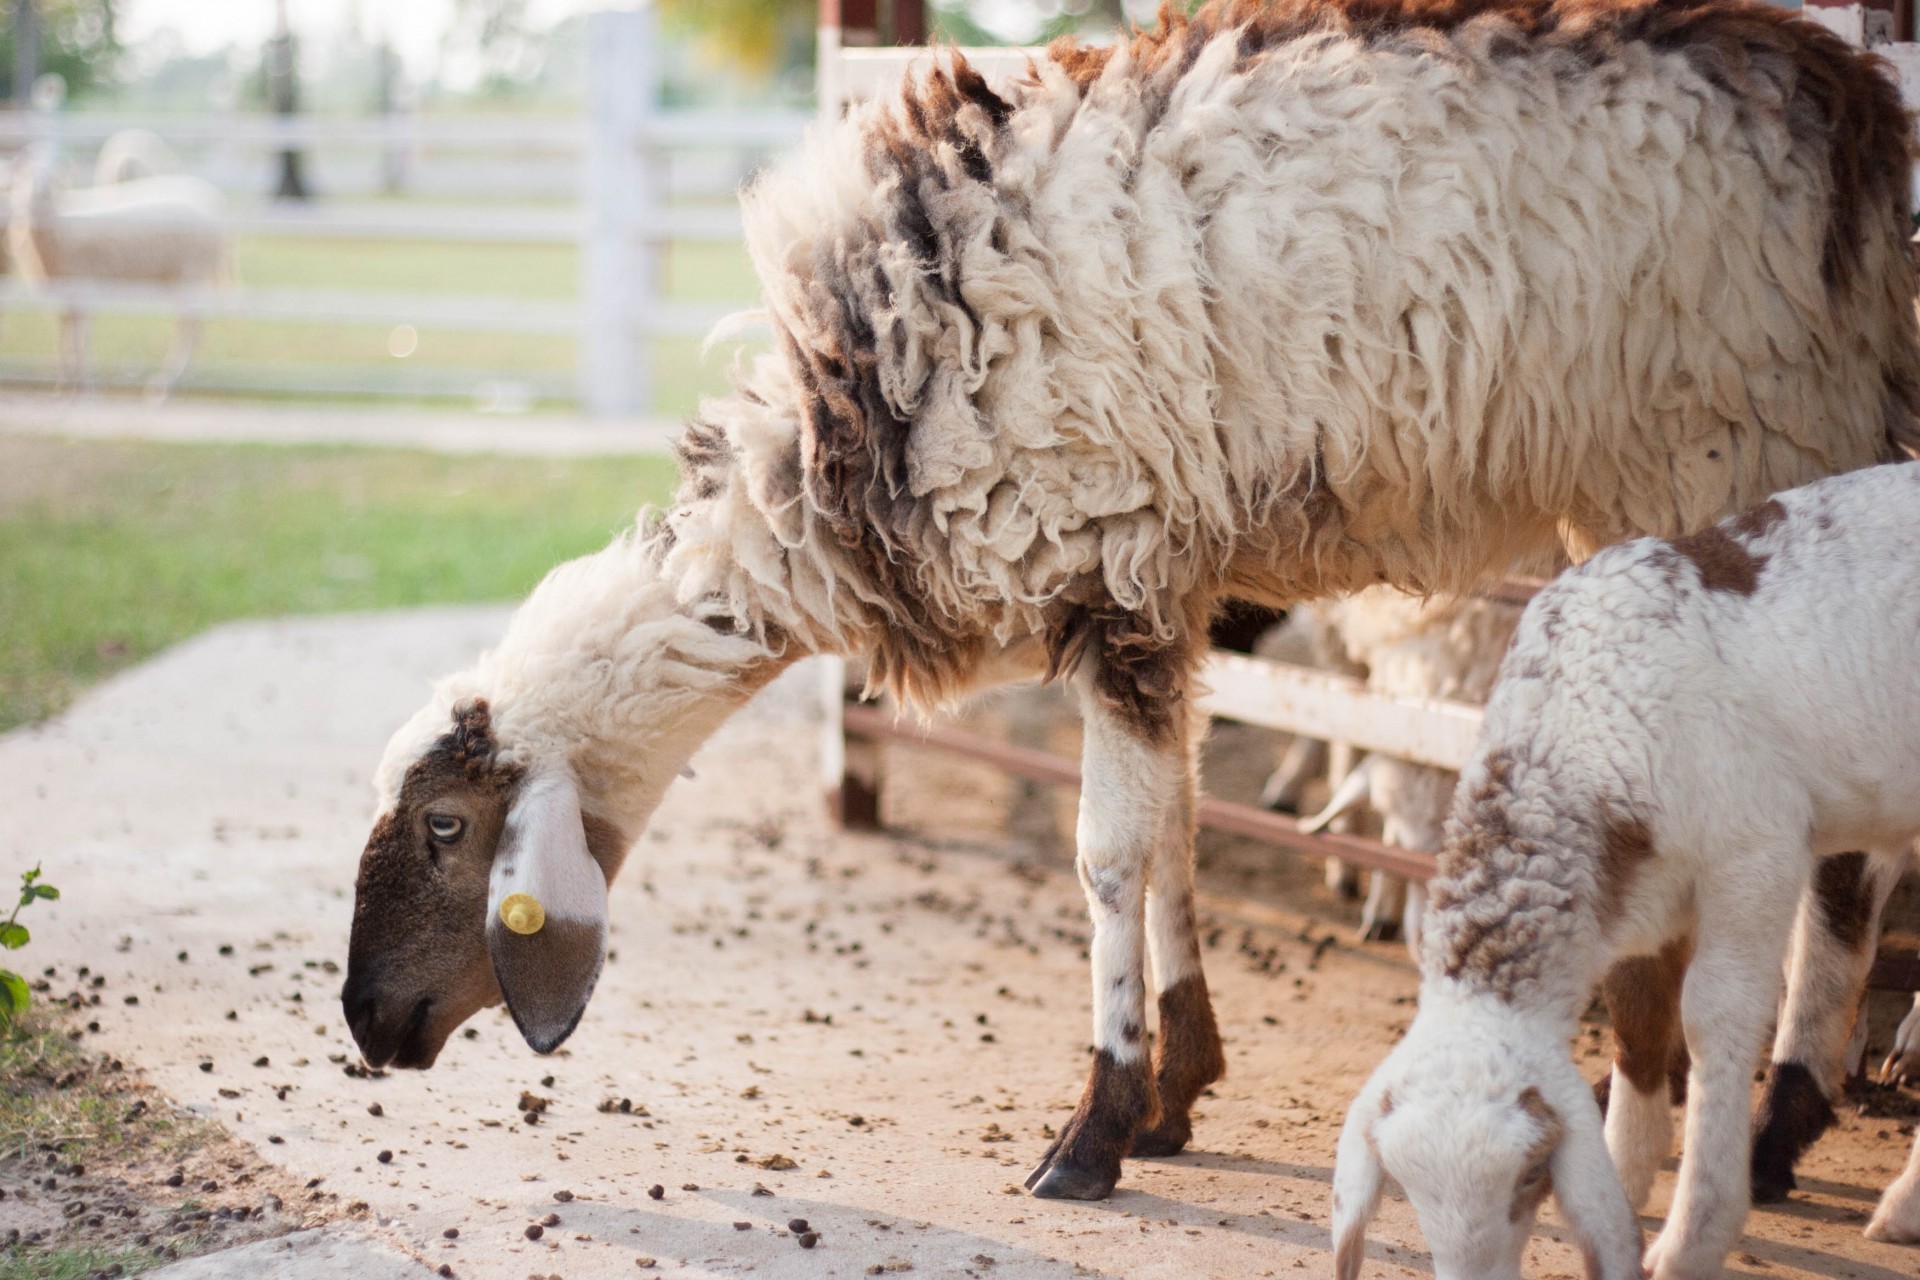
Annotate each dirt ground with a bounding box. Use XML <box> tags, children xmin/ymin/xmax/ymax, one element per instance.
<box><xmin>1</xmin><ymin>606</ymin><xmax>1916</xmax><ymax>1279</ymax></box>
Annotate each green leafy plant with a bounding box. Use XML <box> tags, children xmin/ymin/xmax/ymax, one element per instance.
<box><xmin>0</xmin><ymin>866</ymin><xmax>59</xmax><ymax>1028</ymax></box>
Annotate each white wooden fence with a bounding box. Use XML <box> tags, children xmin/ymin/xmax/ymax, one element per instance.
<box><xmin>0</xmin><ymin>8</ymin><xmax>807</xmax><ymax>414</ymax></box>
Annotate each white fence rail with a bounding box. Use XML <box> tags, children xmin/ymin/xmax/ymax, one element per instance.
<box><xmin>0</xmin><ymin>8</ymin><xmax>807</xmax><ymax>413</ymax></box>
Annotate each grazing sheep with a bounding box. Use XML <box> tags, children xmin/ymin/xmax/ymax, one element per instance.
<box><xmin>8</xmin><ymin>150</ymin><xmax>228</xmax><ymax>397</ymax></box>
<box><xmin>343</xmin><ymin>0</ymin><xmax>1920</xmax><ymax>1205</ymax></box>
<box><xmin>1332</xmin><ymin>463</ymin><xmax>1920</xmax><ymax>1280</ymax></box>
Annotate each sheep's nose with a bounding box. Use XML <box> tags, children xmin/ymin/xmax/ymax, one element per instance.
<box><xmin>341</xmin><ymin>973</ymin><xmax>379</xmax><ymax>1052</ymax></box>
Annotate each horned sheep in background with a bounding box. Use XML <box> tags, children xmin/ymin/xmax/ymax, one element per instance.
<box><xmin>1332</xmin><ymin>462</ymin><xmax>1920</xmax><ymax>1279</ymax></box>
<box><xmin>342</xmin><ymin>0</ymin><xmax>1920</xmax><ymax>1204</ymax></box>
<box><xmin>7</xmin><ymin>134</ymin><xmax>229</xmax><ymax>398</ymax></box>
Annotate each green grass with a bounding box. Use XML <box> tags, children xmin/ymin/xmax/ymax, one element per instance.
<box><xmin>0</xmin><ymin>234</ymin><xmax>766</xmax><ymax>416</ymax></box>
<box><xmin>0</xmin><ymin>436</ymin><xmax>679</xmax><ymax>731</ymax></box>
<box><xmin>0</xmin><ymin>1013</ymin><xmax>209</xmax><ymax>1280</ymax></box>
<box><xmin>0</xmin><ymin>1243</ymin><xmax>169</xmax><ymax>1280</ymax></box>
<box><xmin>0</xmin><ymin>1015</ymin><xmax>208</xmax><ymax>1167</ymax></box>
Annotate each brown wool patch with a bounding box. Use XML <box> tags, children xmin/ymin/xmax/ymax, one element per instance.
<box><xmin>1510</xmin><ymin>1086</ymin><xmax>1563</xmax><ymax>1222</ymax></box>
<box><xmin>1135</xmin><ymin>975</ymin><xmax>1227</xmax><ymax>1154</ymax></box>
<box><xmin>1813</xmin><ymin>851</ymin><xmax>1873</xmax><ymax>952</ymax></box>
<box><xmin>1594</xmin><ymin>810</ymin><xmax>1657</xmax><ymax>929</ymax></box>
<box><xmin>1728</xmin><ymin>498</ymin><xmax>1788</xmax><ymax>540</ymax></box>
<box><xmin>1667</xmin><ymin>524</ymin><xmax>1767</xmax><ymax>595</ymax></box>
<box><xmin>1601</xmin><ymin>937</ymin><xmax>1691</xmax><ymax>1097</ymax></box>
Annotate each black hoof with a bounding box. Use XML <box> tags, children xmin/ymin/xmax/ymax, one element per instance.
<box><xmin>1360</xmin><ymin>919</ymin><xmax>1402</xmax><ymax>944</ymax></box>
<box><xmin>1027</xmin><ymin>1161</ymin><xmax>1119</xmax><ymax>1200</ymax></box>
<box><xmin>1750</xmin><ymin>1167</ymin><xmax>1796</xmax><ymax>1205</ymax></box>
<box><xmin>1129</xmin><ymin>1122</ymin><xmax>1191</xmax><ymax>1159</ymax></box>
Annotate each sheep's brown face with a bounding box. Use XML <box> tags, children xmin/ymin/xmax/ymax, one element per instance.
<box><xmin>344</xmin><ymin>701</ymin><xmax>518</xmax><ymax>1069</ymax></box>
<box><xmin>344</xmin><ymin>698</ymin><xmax>632</xmax><ymax>1069</ymax></box>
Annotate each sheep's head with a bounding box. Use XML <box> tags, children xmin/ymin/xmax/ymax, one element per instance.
<box><xmin>1331</xmin><ymin>1006</ymin><xmax>1634</xmax><ymax>1280</ymax></box>
<box><xmin>343</xmin><ymin>696</ymin><xmax>627</xmax><ymax>1068</ymax></box>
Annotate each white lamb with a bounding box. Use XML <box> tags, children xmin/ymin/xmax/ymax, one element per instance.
<box><xmin>1332</xmin><ymin>462</ymin><xmax>1920</xmax><ymax>1279</ymax></box>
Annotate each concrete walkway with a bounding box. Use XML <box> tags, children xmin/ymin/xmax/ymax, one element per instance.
<box><xmin>4</xmin><ymin>609</ymin><xmax>1915</xmax><ymax>1279</ymax></box>
<box><xmin>0</xmin><ymin>392</ymin><xmax>681</xmax><ymax>456</ymax></box>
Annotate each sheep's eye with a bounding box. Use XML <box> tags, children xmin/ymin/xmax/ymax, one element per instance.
<box><xmin>426</xmin><ymin>814</ymin><xmax>464</xmax><ymax>843</ymax></box>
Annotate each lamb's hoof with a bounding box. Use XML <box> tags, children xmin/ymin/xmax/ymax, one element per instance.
<box><xmin>1591</xmin><ymin>1072</ymin><xmax>1612</xmax><ymax>1117</ymax></box>
<box><xmin>1359</xmin><ymin>918</ymin><xmax>1402</xmax><ymax>944</ymax></box>
<box><xmin>1128</xmin><ymin>1117</ymin><xmax>1192</xmax><ymax>1159</ymax></box>
<box><xmin>1026</xmin><ymin>1159</ymin><xmax>1119</xmax><ymax>1201</ymax></box>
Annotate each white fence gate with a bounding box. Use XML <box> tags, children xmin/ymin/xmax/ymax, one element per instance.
<box><xmin>0</xmin><ymin>8</ymin><xmax>806</xmax><ymax>416</ymax></box>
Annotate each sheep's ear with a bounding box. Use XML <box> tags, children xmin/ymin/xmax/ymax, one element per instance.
<box><xmin>1300</xmin><ymin>757</ymin><xmax>1373</xmax><ymax>834</ymax></box>
<box><xmin>1330</xmin><ymin>1086</ymin><xmax>1388</xmax><ymax>1280</ymax></box>
<box><xmin>487</xmin><ymin>772</ymin><xmax>608</xmax><ymax>1054</ymax></box>
<box><xmin>1545</xmin><ymin>1083</ymin><xmax>1643</xmax><ymax>1278</ymax></box>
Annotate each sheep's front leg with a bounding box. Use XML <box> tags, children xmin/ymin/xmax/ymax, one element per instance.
<box><xmin>1751</xmin><ymin>849</ymin><xmax>1905</xmax><ymax>1202</ymax></box>
<box><xmin>1882</xmin><ymin>993</ymin><xmax>1920</xmax><ymax>1086</ymax></box>
<box><xmin>1644</xmin><ymin>858</ymin><xmax>1804</xmax><ymax>1280</ymax></box>
<box><xmin>1025</xmin><ymin>674</ymin><xmax>1178</xmax><ymax>1200</ymax></box>
<box><xmin>1131</xmin><ymin>703</ymin><xmax>1225</xmax><ymax>1158</ymax></box>
<box><xmin>1602</xmin><ymin>939</ymin><xmax>1691</xmax><ymax>1210</ymax></box>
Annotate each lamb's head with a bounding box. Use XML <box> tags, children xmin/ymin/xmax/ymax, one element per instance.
<box><xmin>1331</xmin><ymin>1001</ymin><xmax>1630</xmax><ymax>1280</ymax></box>
<box><xmin>343</xmin><ymin>690</ymin><xmax>627</xmax><ymax>1069</ymax></box>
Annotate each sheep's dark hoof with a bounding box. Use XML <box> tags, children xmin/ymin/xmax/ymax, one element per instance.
<box><xmin>1591</xmin><ymin>1071</ymin><xmax>1612</xmax><ymax>1116</ymax></box>
<box><xmin>1128</xmin><ymin>1117</ymin><xmax>1192</xmax><ymax>1158</ymax></box>
<box><xmin>1026</xmin><ymin>1158</ymin><xmax>1120</xmax><ymax>1201</ymax></box>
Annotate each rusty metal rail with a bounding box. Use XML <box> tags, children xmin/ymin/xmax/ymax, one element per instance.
<box><xmin>838</xmin><ymin>702</ymin><xmax>1441</xmax><ymax>881</ymax></box>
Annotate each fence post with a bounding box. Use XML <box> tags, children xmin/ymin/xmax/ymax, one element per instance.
<box><xmin>582</xmin><ymin>6</ymin><xmax>658</xmax><ymax>417</ymax></box>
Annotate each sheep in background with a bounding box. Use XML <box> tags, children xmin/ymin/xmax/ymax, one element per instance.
<box><xmin>341</xmin><ymin>0</ymin><xmax>1920</xmax><ymax>1206</ymax></box>
<box><xmin>93</xmin><ymin>128</ymin><xmax>182</xmax><ymax>187</ymax></box>
<box><xmin>1284</xmin><ymin>587</ymin><xmax>1534</xmax><ymax>950</ymax></box>
<box><xmin>1333</xmin><ymin>464</ymin><xmax>1920</xmax><ymax>1280</ymax></box>
<box><xmin>8</xmin><ymin>147</ymin><xmax>229</xmax><ymax>398</ymax></box>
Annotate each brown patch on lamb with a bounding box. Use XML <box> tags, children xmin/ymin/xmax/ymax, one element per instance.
<box><xmin>1594</xmin><ymin>810</ymin><xmax>1657</xmax><ymax>930</ymax></box>
<box><xmin>1603</xmin><ymin>937</ymin><xmax>1692</xmax><ymax>1096</ymax></box>
<box><xmin>1510</xmin><ymin>1085</ymin><xmax>1563</xmax><ymax>1222</ymax></box>
<box><xmin>1813</xmin><ymin>851</ymin><xmax>1873</xmax><ymax>952</ymax></box>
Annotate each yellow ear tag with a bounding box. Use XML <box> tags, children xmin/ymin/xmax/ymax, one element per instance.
<box><xmin>500</xmin><ymin>893</ymin><xmax>545</xmax><ymax>936</ymax></box>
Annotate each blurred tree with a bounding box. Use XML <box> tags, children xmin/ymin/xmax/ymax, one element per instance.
<box><xmin>0</xmin><ymin>0</ymin><xmax>120</xmax><ymax>103</ymax></box>
<box><xmin>451</xmin><ymin>0</ymin><xmax>551</xmax><ymax>95</ymax></box>
<box><xmin>658</xmin><ymin>0</ymin><xmax>815</xmax><ymax>79</ymax></box>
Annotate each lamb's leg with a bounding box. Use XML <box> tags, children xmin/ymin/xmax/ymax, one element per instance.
<box><xmin>1602</xmin><ymin>938</ymin><xmax>1692</xmax><ymax>1210</ymax></box>
<box><xmin>1358</xmin><ymin>872</ymin><xmax>1406</xmax><ymax>943</ymax></box>
<box><xmin>1131</xmin><ymin>704</ymin><xmax>1225</xmax><ymax>1158</ymax></box>
<box><xmin>1751</xmin><ymin>848</ymin><xmax>1907</xmax><ymax>1203</ymax></box>
<box><xmin>1259</xmin><ymin>734</ymin><xmax>1325</xmax><ymax>814</ymax></box>
<box><xmin>1323</xmin><ymin>742</ymin><xmax>1361</xmax><ymax>899</ymax></box>
<box><xmin>1400</xmin><ymin>879</ymin><xmax>1426</xmax><ymax>962</ymax></box>
<box><xmin>1025</xmin><ymin>671</ymin><xmax>1179</xmax><ymax>1200</ymax></box>
<box><xmin>1882</xmin><ymin>993</ymin><xmax>1920</xmax><ymax>1086</ymax></box>
<box><xmin>1644</xmin><ymin>858</ymin><xmax>1805</xmax><ymax>1280</ymax></box>
<box><xmin>148</xmin><ymin>315</ymin><xmax>201</xmax><ymax>401</ymax></box>
<box><xmin>1865</xmin><ymin>1128</ymin><xmax>1920</xmax><ymax>1243</ymax></box>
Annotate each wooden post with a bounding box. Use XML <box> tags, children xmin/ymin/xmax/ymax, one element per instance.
<box><xmin>822</xmin><ymin>659</ymin><xmax>885</xmax><ymax>830</ymax></box>
<box><xmin>581</xmin><ymin>7</ymin><xmax>658</xmax><ymax>417</ymax></box>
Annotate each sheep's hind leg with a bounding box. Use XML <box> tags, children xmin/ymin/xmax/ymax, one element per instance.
<box><xmin>1750</xmin><ymin>847</ymin><xmax>1907</xmax><ymax>1203</ymax></box>
<box><xmin>1602</xmin><ymin>938</ymin><xmax>1692</xmax><ymax>1210</ymax></box>
<box><xmin>1026</xmin><ymin>671</ymin><xmax>1180</xmax><ymax>1200</ymax></box>
<box><xmin>1130</xmin><ymin>703</ymin><xmax>1224</xmax><ymax>1159</ymax></box>
<box><xmin>1645</xmin><ymin>855</ymin><xmax>1805</xmax><ymax>1280</ymax></box>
